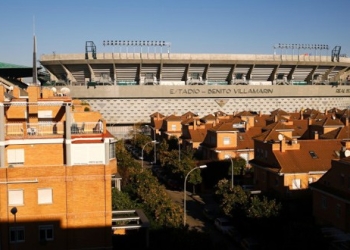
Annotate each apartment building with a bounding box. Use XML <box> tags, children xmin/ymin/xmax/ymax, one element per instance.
<box><xmin>0</xmin><ymin>85</ymin><xmax>117</xmax><ymax>249</ymax></box>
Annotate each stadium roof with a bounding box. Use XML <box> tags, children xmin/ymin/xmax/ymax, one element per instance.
<box><xmin>0</xmin><ymin>62</ymin><xmax>37</xmax><ymax>78</ymax></box>
<box><xmin>0</xmin><ymin>62</ymin><xmax>30</xmax><ymax>69</ymax></box>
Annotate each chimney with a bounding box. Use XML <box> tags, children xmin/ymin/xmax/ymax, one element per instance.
<box><xmin>12</xmin><ymin>86</ymin><xmax>21</xmax><ymax>98</ymax></box>
<box><xmin>244</xmin><ymin>119</ymin><xmax>250</xmax><ymax>131</ymax></box>
<box><xmin>215</xmin><ymin>117</ymin><xmax>219</xmax><ymax>125</ymax></box>
<box><xmin>280</xmin><ymin>137</ymin><xmax>286</xmax><ymax>152</ymax></box>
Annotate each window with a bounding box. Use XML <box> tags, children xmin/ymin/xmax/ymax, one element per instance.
<box><xmin>322</xmin><ymin>195</ymin><xmax>327</xmax><ymax>209</ymax></box>
<box><xmin>38</xmin><ymin>188</ymin><xmax>53</xmax><ymax>204</ymax></box>
<box><xmin>171</xmin><ymin>124</ymin><xmax>176</xmax><ymax>131</ymax></box>
<box><xmin>109</xmin><ymin>142</ymin><xmax>116</xmax><ymax>159</ymax></box>
<box><xmin>7</xmin><ymin>149</ymin><xmax>25</xmax><ymax>165</ymax></box>
<box><xmin>10</xmin><ymin>227</ymin><xmax>25</xmax><ymax>243</ymax></box>
<box><xmin>308</xmin><ymin>177</ymin><xmax>314</xmax><ymax>184</ymax></box>
<box><xmin>336</xmin><ymin>204</ymin><xmax>341</xmax><ymax>218</ymax></box>
<box><xmin>39</xmin><ymin>225</ymin><xmax>54</xmax><ymax>242</ymax></box>
<box><xmin>38</xmin><ymin>110</ymin><xmax>53</xmax><ymax>118</ymax></box>
<box><xmin>292</xmin><ymin>179</ymin><xmax>301</xmax><ymax>189</ymax></box>
<box><xmin>223</xmin><ymin>137</ymin><xmax>230</xmax><ymax>145</ymax></box>
<box><xmin>340</xmin><ymin>174</ymin><xmax>345</xmax><ymax>186</ymax></box>
<box><xmin>9</xmin><ymin>190</ymin><xmax>24</xmax><ymax>206</ymax></box>
<box><xmin>309</xmin><ymin>151</ymin><xmax>318</xmax><ymax>159</ymax></box>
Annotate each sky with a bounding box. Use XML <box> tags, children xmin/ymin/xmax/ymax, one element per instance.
<box><xmin>1</xmin><ymin>0</ymin><xmax>349</xmax><ymax>67</ymax></box>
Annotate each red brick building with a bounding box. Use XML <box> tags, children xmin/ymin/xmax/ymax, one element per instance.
<box><xmin>0</xmin><ymin>85</ymin><xmax>117</xmax><ymax>249</ymax></box>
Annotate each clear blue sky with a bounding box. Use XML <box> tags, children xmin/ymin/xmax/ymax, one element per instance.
<box><xmin>1</xmin><ymin>0</ymin><xmax>349</xmax><ymax>67</ymax></box>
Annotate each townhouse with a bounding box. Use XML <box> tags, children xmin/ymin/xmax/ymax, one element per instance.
<box><xmin>310</xmin><ymin>156</ymin><xmax>350</xmax><ymax>233</ymax></box>
<box><xmin>250</xmin><ymin>119</ymin><xmax>346</xmax><ymax>199</ymax></box>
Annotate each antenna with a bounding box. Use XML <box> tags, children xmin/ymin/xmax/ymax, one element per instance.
<box><xmin>32</xmin><ymin>16</ymin><xmax>38</xmax><ymax>86</ymax></box>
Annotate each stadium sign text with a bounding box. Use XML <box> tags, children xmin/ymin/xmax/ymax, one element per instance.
<box><xmin>170</xmin><ymin>88</ymin><xmax>274</xmax><ymax>95</ymax></box>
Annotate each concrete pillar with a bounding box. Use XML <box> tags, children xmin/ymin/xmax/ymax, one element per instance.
<box><xmin>65</xmin><ymin>105</ymin><xmax>72</xmax><ymax>166</ymax></box>
<box><xmin>104</xmin><ymin>138</ymin><xmax>110</xmax><ymax>165</ymax></box>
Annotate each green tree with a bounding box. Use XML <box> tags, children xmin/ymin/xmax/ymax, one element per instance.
<box><xmin>228</xmin><ymin>156</ymin><xmax>247</xmax><ymax>176</ymax></box>
<box><xmin>111</xmin><ymin>189</ymin><xmax>138</xmax><ymax>210</ymax></box>
<box><xmin>115</xmin><ymin>140</ymin><xmax>142</xmax><ymax>186</ymax></box>
<box><xmin>158</xmin><ymin>137</ymin><xmax>203</xmax><ymax>194</ymax></box>
<box><xmin>127</xmin><ymin>170</ymin><xmax>183</xmax><ymax>228</ymax></box>
<box><xmin>214</xmin><ymin>179</ymin><xmax>281</xmax><ymax>219</ymax></box>
<box><xmin>158</xmin><ymin>138</ymin><xmax>170</xmax><ymax>166</ymax></box>
<box><xmin>245</xmin><ymin>195</ymin><xmax>281</xmax><ymax>218</ymax></box>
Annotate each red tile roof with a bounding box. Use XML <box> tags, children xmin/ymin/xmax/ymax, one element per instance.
<box><xmin>273</xmin><ymin>140</ymin><xmax>342</xmax><ymax>173</ymax></box>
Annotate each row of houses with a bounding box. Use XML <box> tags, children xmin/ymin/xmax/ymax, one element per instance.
<box><xmin>149</xmin><ymin>107</ymin><xmax>350</xmax><ymax>233</ymax></box>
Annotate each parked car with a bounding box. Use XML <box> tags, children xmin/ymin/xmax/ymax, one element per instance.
<box><xmin>240</xmin><ymin>237</ymin><xmax>262</xmax><ymax>250</ymax></box>
<box><xmin>203</xmin><ymin>206</ymin><xmax>220</xmax><ymax>222</ymax></box>
<box><xmin>167</xmin><ymin>179</ymin><xmax>182</xmax><ymax>190</ymax></box>
<box><xmin>214</xmin><ymin>217</ymin><xmax>235</xmax><ymax>234</ymax></box>
<box><xmin>227</xmin><ymin>227</ymin><xmax>242</xmax><ymax>244</ymax></box>
<box><xmin>241</xmin><ymin>185</ymin><xmax>261</xmax><ymax>195</ymax></box>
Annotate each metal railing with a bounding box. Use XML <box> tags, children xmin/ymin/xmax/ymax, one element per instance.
<box><xmin>70</xmin><ymin>122</ymin><xmax>102</xmax><ymax>134</ymax></box>
<box><xmin>5</xmin><ymin>121</ymin><xmax>102</xmax><ymax>137</ymax></box>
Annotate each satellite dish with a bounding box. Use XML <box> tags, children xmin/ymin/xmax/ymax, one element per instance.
<box><xmin>278</xmin><ymin>134</ymin><xmax>284</xmax><ymax>141</ymax></box>
<box><xmin>344</xmin><ymin>150</ymin><xmax>350</xmax><ymax>157</ymax></box>
<box><xmin>51</xmin><ymin>87</ymin><xmax>57</xmax><ymax>93</ymax></box>
<box><xmin>60</xmin><ymin>87</ymin><xmax>71</xmax><ymax>95</ymax></box>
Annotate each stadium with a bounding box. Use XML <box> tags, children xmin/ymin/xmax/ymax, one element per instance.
<box><xmin>1</xmin><ymin>41</ymin><xmax>350</xmax><ymax>136</ymax></box>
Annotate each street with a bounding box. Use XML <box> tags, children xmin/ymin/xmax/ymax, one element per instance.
<box><xmin>165</xmin><ymin>189</ymin><xmax>239</xmax><ymax>250</ymax></box>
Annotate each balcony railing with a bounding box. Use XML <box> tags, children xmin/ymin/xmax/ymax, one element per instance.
<box><xmin>70</xmin><ymin>122</ymin><xmax>102</xmax><ymax>134</ymax></box>
<box><xmin>5</xmin><ymin>122</ymin><xmax>102</xmax><ymax>138</ymax></box>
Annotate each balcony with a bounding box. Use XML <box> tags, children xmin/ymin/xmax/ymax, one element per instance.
<box><xmin>5</xmin><ymin>122</ymin><xmax>103</xmax><ymax>138</ymax></box>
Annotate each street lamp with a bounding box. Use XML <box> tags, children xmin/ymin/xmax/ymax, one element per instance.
<box><xmin>225</xmin><ymin>156</ymin><xmax>234</xmax><ymax>189</ymax></box>
<box><xmin>178</xmin><ymin>138</ymin><xmax>181</xmax><ymax>162</ymax></box>
<box><xmin>183</xmin><ymin>165</ymin><xmax>207</xmax><ymax>226</ymax></box>
<box><xmin>141</xmin><ymin>140</ymin><xmax>158</xmax><ymax>170</ymax></box>
<box><xmin>11</xmin><ymin>207</ymin><xmax>17</xmax><ymax>249</ymax></box>
<box><xmin>145</xmin><ymin>125</ymin><xmax>157</xmax><ymax>163</ymax></box>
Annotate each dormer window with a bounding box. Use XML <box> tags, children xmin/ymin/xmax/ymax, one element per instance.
<box><xmin>309</xmin><ymin>151</ymin><xmax>318</xmax><ymax>159</ymax></box>
<box><xmin>223</xmin><ymin>137</ymin><xmax>230</xmax><ymax>145</ymax></box>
